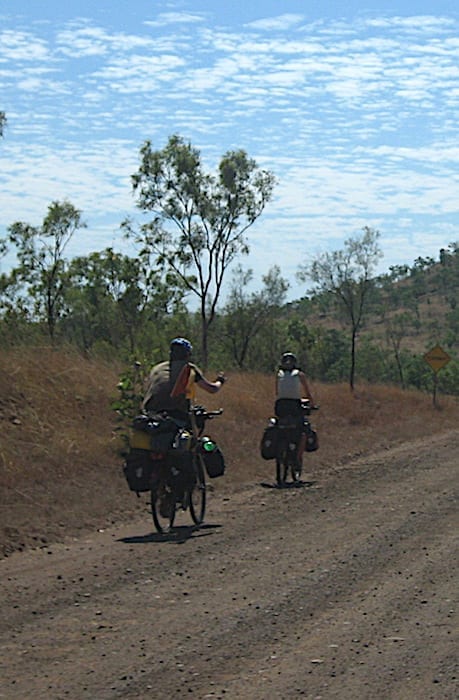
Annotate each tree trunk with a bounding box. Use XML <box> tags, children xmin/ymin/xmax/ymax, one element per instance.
<box><xmin>200</xmin><ymin>309</ymin><xmax>209</xmax><ymax>371</ymax></box>
<box><xmin>349</xmin><ymin>328</ymin><xmax>357</xmax><ymax>391</ymax></box>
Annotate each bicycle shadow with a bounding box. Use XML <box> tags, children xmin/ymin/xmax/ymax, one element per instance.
<box><xmin>118</xmin><ymin>522</ymin><xmax>222</xmax><ymax>546</ymax></box>
<box><xmin>259</xmin><ymin>480</ymin><xmax>317</xmax><ymax>490</ymax></box>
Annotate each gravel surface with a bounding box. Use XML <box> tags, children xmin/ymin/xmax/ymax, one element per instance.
<box><xmin>1</xmin><ymin>430</ymin><xmax>457</xmax><ymax>700</ymax></box>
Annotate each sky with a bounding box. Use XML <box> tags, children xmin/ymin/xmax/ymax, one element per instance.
<box><xmin>1</xmin><ymin>0</ymin><xmax>459</xmax><ymax>303</ymax></box>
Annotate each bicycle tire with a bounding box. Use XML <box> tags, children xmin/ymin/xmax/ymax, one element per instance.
<box><xmin>291</xmin><ymin>455</ymin><xmax>302</xmax><ymax>482</ymax></box>
<box><xmin>189</xmin><ymin>453</ymin><xmax>206</xmax><ymax>525</ymax></box>
<box><xmin>151</xmin><ymin>481</ymin><xmax>176</xmax><ymax>534</ymax></box>
<box><xmin>275</xmin><ymin>441</ymin><xmax>289</xmax><ymax>486</ymax></box>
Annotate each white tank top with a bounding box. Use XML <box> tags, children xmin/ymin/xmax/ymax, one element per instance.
<box><xmin>277</xmin><ymin>369</ymin><xmax>302</xmax><ymax>399</ymax></box>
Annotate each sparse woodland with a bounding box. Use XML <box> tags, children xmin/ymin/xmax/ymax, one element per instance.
<box><xmin>0</xmin><ymin>137</ymin><xmax>457</xmax><ymax>395</ymax></box>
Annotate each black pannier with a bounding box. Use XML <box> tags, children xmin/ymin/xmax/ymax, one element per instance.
<box><xmin>305</xmin><ymin>426</ymin><xmax>319</xmax><ymax>452</ymax></box>
<box><xmin>166</xmin><ymin>450</ymin><xmax>196</xmax><ymax>493</ymax></box>
<box><xmin>199</xmin><ymin>437</ymin><xmax>226</xmax><ymax>478</ymax></box>
<box><xmin>123</xmin><ymin>448</ymin><xmax>159</xmax><ymax>493</ymax></box>
<box><xmin>260</xmin><ymin>420</ymin><xmax>279</xmax><ymax>460</ymax></box>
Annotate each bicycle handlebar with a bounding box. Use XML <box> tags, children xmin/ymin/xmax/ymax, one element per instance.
<box><xmin>190</xmin><ymin>405</ymin><xmax>223</xmax><ymax>419</ymax></box>
<box><xmin>301</xmin><ymin>399</ymin><xmax>319</xmax><ymax>411</ymax></box>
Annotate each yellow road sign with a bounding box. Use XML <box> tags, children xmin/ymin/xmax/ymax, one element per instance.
<box><xmin>423</xmin><ymin>344</ymin><xmax>451</xmax><ymax>373</ymax></box>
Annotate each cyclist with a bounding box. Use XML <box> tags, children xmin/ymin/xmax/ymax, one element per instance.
<box><xmin>275</xmin><ymin>352</ymin><xmax>316</xmax><ymax>463</ymax></box>
<box><xmin>142</xmin><ymin>337</ymin><xmax>226</xmax><ymax>425</ymax></box>
<box><xmin>142</xmin><ymin>337</ymin><xmax>226</xmax><ymax>510</ymax></box>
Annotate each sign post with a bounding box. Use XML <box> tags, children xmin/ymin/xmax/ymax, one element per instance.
<box><xmin>423</xmin><ymin>344</ymin><xmax>451</xmax><ymax>406</ymax></box>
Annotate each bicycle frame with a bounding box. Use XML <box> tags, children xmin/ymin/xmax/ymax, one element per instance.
<box><xmin>150</xmin><ymin>405</ymin><xmax>222</xmax><ymax>533</ymax></box>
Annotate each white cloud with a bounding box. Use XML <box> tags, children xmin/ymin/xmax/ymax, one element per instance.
<box><xmin>56</xmin><ymin>23</ymin><xmax>155</xmax><ymax>57</ymax></box>
<box><xmin>245</xmin><ymin>14</ymin><xmax>304</xmax><ymax>32</ymax></box>
<box><xmin>144</xmin><ymin>12</ymin><xmax>206</xmax><ymax>28</ymax></box>
<box><xmin>1</xmin><ymin>4</ymin><xmax>458</xmax><ymax>301</ymax></box>
<box><xmin>0</xmin><ymin>29</ymin><xmax>51</xmax><ymax>61</ymax></box>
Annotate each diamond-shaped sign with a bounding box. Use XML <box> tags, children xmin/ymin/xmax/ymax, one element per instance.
<box><xmin>423</xmin><ymin>345</ymin><xmax>451</xmax><ymax>373</ymax></box>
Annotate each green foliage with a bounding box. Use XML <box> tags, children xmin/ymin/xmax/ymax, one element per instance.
<box><xmin>438</xmin><ymin>358</ymin><xmax>459</xmax><ymax>395</ymax></box>
<box><xmin>125</xmin><ymin>133</ymin><xmax>276</xmax><ymax>367</ymax></box>
<box><xmin>222</xmin><ymin>264</ymin><xmax>289</xmax><ymax>368</ymax></box>
<box><xmin>111</xmin><ymin>361</ymin><xmax>149</xmax><ymax>446</ymax></box>
<box><xmin>2</xmin><ymin>200</ymin><xmax>85</xmax><ymax>340</ymax></box>
<box><xmin>298</xmin><ymin>226</ymin><xmax>382</xmax><ymax>390</ymax></box>
<box><xmin>1</xmin><ymin>185</ymin><xmax>457</xmax><ymax>398</ymax></box>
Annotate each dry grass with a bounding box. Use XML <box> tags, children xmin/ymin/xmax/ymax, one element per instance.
<box><xmin>1</xmin><ymin>346</ymin><xmax>458</xmax><ymax>556</ymax></box>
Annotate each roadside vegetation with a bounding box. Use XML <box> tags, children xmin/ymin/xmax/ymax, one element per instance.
<box><xmin>1</xmin><ymin>131</ymin><xmax>458</xmax><ymax>555</ymax></box>
<box><xmin>1</xmin><ymin>345</ymin><xmax>458</xmax><ymax>557</ymax></box>
<box><xmin>1</xmin><ymin>133</ymin><xmax>457</xmax><ymax>394</ymax></box>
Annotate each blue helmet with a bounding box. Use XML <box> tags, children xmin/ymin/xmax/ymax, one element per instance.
<box><xmin>170</xmin><ymin>337</ymin><xmax>193</xmax><ymax>354</ymax></box>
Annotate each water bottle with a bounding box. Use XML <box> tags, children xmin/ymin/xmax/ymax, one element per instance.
<box><xmin>201</xmin><ymin>436</ymin><xmax>217</xmax><ymax>452</ymax></box>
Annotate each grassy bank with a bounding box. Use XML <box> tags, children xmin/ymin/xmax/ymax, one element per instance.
<box><xmin>1</xmin><ymin>346</ymin><xmax>458</xmax><ymax>556</ymax></box>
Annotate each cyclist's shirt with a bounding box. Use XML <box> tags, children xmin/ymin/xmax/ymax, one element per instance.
<box><xmin>276</xmin><ymin>368</ymin><xmax>302</xmax><ymax>400</ymax></box>
<box><xmin>142</xmin><ymin>360</ymin><xmax>203</xmax><ymax>415</ymax></box>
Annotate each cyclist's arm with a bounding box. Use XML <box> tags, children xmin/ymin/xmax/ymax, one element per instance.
<box><xmin>299</xmin><ymin>371</ymin><xmax>315</xmax><ymax>404</ymax></box>
<box><xmin>196</xmin><ymin>376</ymin><xmax>224</xmax><ymax>394</ymax></box>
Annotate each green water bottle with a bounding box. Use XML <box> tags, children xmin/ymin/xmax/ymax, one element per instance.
<box><xmin>201</xmin><ymin>436</ymin><xmax>216</xmax><ymax>452</ymax></box>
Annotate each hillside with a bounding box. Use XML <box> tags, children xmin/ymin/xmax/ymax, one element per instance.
<box><xmin>295</xmin><ymin>256</ymin><xmax>458</xmax><ymax>355</ymax></box>
<box><xmin>1</xmin><ymin>345</ymin><xmax>458</xmax><ymax>557</ymax></box>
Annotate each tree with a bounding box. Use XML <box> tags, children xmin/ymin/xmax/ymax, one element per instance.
<box><xmin>223</xmin><ymin>265</ymin><xmax>288</xmax><ymax>368</ymax></box>
<box><xmin>5</xmin><ymin>201</ymin><xmax>86</xmax><ymax>340</ymax></box>
<box><xmin>124</xmin><ymin>134</ymin><xmax>276</xmax><ymax>367</ymax></box>
<box><xmin>297</xmin><ymin>226</ymin><xmax>382</xmax><ymax>391</ymax></box>
<box><xmin>384</xmin><ymin>312</ymin><xmax>416</xmax><ymax>388</ymax></box>
<box><xmin>64</xmin><ymin>248</ymin><xmax>185</xmax><ymax>354</ymax></box>
<box><xmin>0</xmin><ymin>111</ymin><xmax>6</xmax><ymax>137</ymax></box>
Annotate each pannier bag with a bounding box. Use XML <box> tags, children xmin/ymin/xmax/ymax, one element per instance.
<box><xmin>305</xmin><ymin>426</ymin><xmax>319</xmax><ymax>452</ymax></box>
<box><xmin>123</xmin><ymin>448</ymin><xmax>160</xmax><ymax>493</ymax></box>
<box><xmin>199</xmin><ymin>437</ymin><xmax>226</xmax><ymax>478</ymax></box>
<box><xmin>130</xmin><ymin>413</ymin><xmax>178</xmax><ymax>454</ymax></box>
<box><xmin>166</xmin><ymin>450</ymin><xmax>196</xmax><ymax>494</ymax></box>
<box><xmin>260</xmin><ymin>419</ymin><xmax>279</xmax><ymax>460</ymax></box>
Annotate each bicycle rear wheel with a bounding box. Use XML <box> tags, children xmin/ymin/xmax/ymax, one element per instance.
<box><xmin>189</xmin><ymin>454</ymin><xmax>206</xmax><ymax>525</ymax></box>
<box><xmin>151</xmin><ymin>481</ymin><xmax>176</xmax><ymax>534</ymax></box>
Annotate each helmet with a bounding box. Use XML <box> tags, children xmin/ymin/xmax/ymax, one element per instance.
<box><xmin>170</xmin><ymin>337</ymin><xmax>193</xmax><ymax>358</ymax></box>
<box><xmin>170</xmin><ymin>337</ymin><xmax>192</xmax><ymax>352</ymax></box>
<box><xmin>280</xmin><ymin>352</ymin><xmax>297</xmax><ymax>369</ymax></box>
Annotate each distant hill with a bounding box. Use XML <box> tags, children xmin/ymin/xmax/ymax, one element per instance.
<box><xmin>294</xmin><ymin>248</ymin><xmax>458</xmax><ymax>355</ymax></box>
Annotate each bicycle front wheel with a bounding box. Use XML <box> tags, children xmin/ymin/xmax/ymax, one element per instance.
<box><xmin>276</xmin><ymin>443</ymin><xmax>288</xmax><ymax>486</ymax></box>
<box><xmin>291</xmin><ymin>456</ymin><xmax>302</xmax><ymax>482</ymax></box>
<box><xmin>151</xmin><ymin>481</ymin><xmax>176</xmax><ymax>534</ymax></box>
<box><xmin>189</xmin><ymin>454</ymin><xmax>206</xmax><ymax>525</ymax></box>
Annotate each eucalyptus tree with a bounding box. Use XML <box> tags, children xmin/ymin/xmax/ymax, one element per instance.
<box><xmin>5</xmin><ymin>200</ymin><xmax>85</xmax><ymax>340</ymax></box>
<box><xmin>384</xmin><ymin>312</ymin><xmax>417</xmax><ymax>389</ymax></box>
<box><xmin>64</xmin><ymin>248</ymin><xmax>186</xmax><ymax>354</ymax></box>
<box><xmin>223</xmin><ymin>264</ymin><xmax>289</xmax><ymax>369</ymax></box>
<box><xmin>124</xmin><ymin>134</ymin><xmax>276</xmax><ymax>367</ymax></box>
<box><xmin>298</xmin><ymin>226</ymin><xmax>382</xmax><ymax>391</ymax></box>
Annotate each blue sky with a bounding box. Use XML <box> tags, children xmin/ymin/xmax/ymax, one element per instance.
<box><xmin>1</xmin><ymin>0</ymin><xmax>459</xmax><ymax>302</ymax></box>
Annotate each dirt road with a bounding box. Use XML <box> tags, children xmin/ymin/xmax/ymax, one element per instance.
<box><xmin>1</xmin><ymin>431</ymin><xmax>457</xmax><ymax>699</ymax></box>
